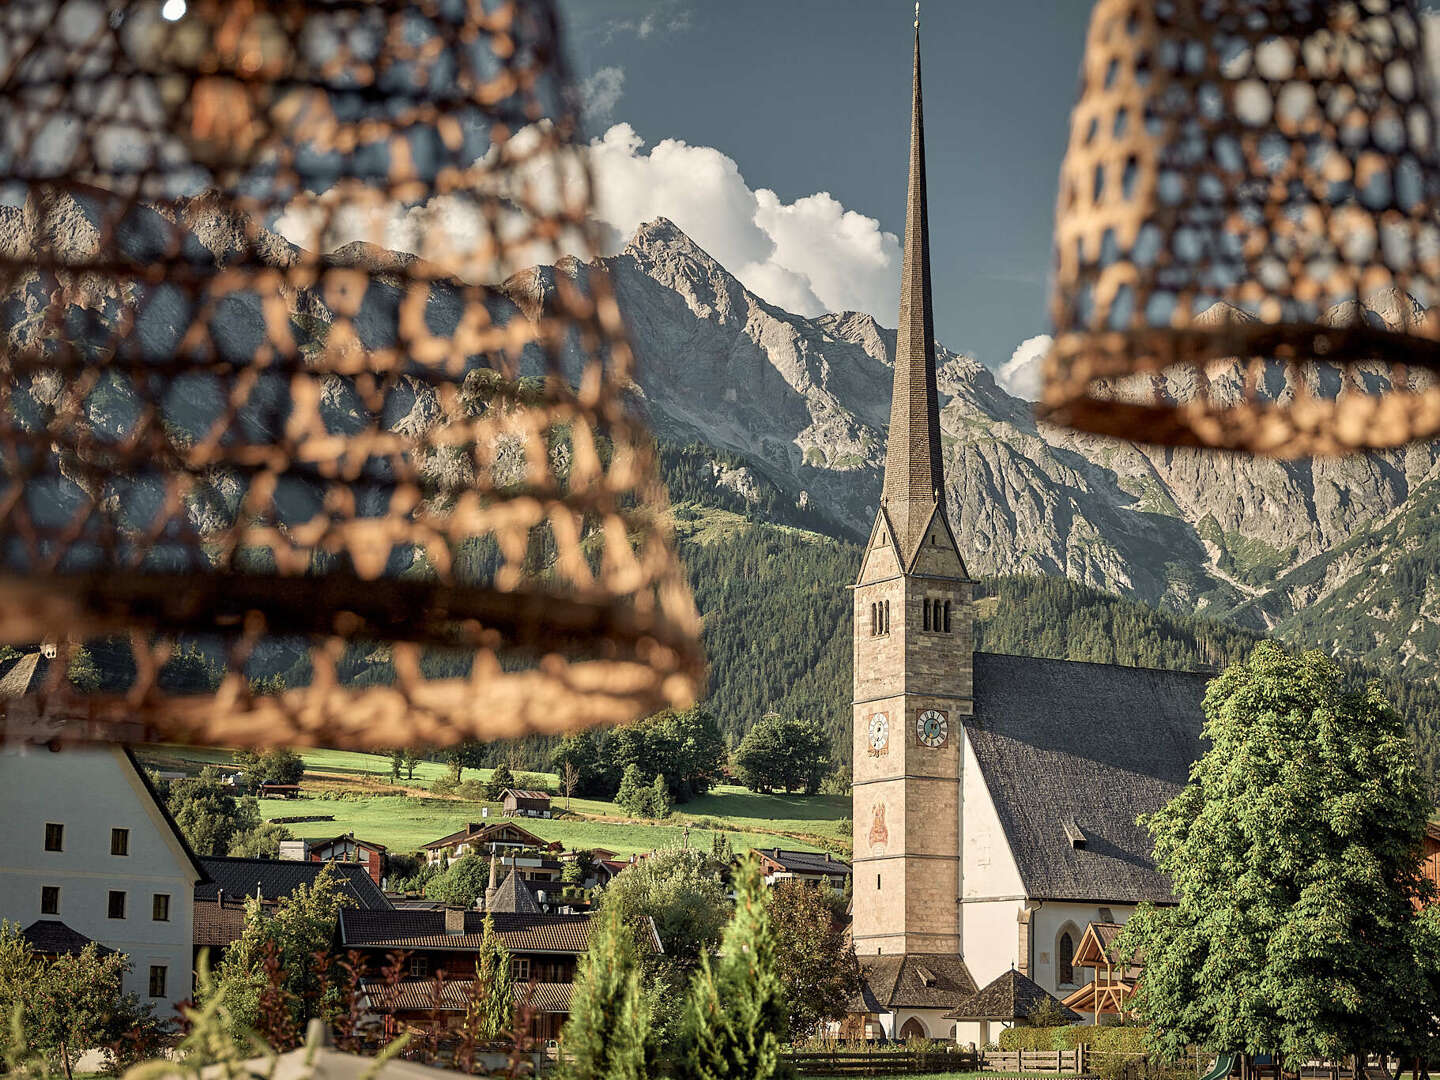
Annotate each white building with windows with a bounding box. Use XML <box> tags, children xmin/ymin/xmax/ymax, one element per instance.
<box><xmin>0</xmin><ymin>744</ymin><xmax>205</xmax><ymax>1013</ymax></box>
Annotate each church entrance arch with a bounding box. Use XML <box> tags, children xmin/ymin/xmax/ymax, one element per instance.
<box><xmin>898</xmin><ymin>1017</ymin><xmax>928</xmax><ymax>1040</ymax></box>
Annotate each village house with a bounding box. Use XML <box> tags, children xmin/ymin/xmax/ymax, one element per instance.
<box><xmin>752</xmin><ymin>848</ymin><xmax>851</xmax><ymax>892</ymax></box>
<box><xmin>422</xmin><ymin>821</ymin><xmax>563</xmax><ymax>883</ymax></box>
<box><xmin>0</xmin><ymin>744</ymin><xmax>205</xmax><ymax>1013</ymax></box>
<box><xmin>339</xmin><ymin>868</ymin><xmax>659</xmax><ymax>1043</ymax></box>
<box><xmin>501</xmin><ymin>789</ymin><xmax>552</xmax><ymax>818</ymax></box>
<box><xmin>278</xmin><ymin>833</ymin><xmax>388</xmax><ymax>886</ymax></box>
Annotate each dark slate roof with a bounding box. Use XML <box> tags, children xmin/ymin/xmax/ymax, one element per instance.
<box><xmin>855</xmin><ymin>954</ymin><xmax>976</xmax><ymax>1010</ymax></box>
<box><xmin>195</xmin><ymin>857</ymin><xmax>392</xmax><ymax>910</ymax></box>
<box><xmin>486</xmin><ymin>871</ymin><xmax>541</xmax><ymax>915</ymax></box>
<box><xmin>359</xmin><ymin>979</ymin><xmax>572</xmax><ymax>1014</ymax></box>
<box><xmin>943</xmin><ymin>968</ymin><xmax>1081</xmax><ymax>1022</ymax></box>
<box><xmin>755</xmin><ymin>849</ymin><xmax>851</xmax><ymax>877</ymax></box>
<box><xmin>339</xmin><ymin>909</ymin><xmax>592</xmax><ymax>954</ymax></box>
<box><xmin>22</xmin><ymin>919</ymin><xmax>116</xmax><ymax>956</ymax></box>
<box><xmin>968</xmin><ymin>652</ymin><xmax>1210</xmax><ymax>904</ymax></box>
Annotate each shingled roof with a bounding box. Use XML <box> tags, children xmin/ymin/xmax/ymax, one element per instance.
<box><xmin>196</xmin><ymin>857</ymin><xmax>392</xmax><ymax>910</ymax></box>
<box><xmin>193</xmin><ymin>895</ymin><xmax>257</xmax><ymax>948</ymax></box>
<box><xmin>339</xmin><ymin>909</ymin><xmax>593</xmax><ymax>953</ymax></box>
<box><xmin>359</xmin><ymin>979</ymin><xmax>572</xmax><ymax>1014</ymax></box>
<box><xmin>486</xmin><ymin>871</ymin><xmax>542</xmax><ymax>915</ymax></box>
<box><xmin>943</xmin><ymin>968</ymin><xmax>1080</xmax><ymax>1022</ymax></box>
<box><xmin>967</xmin><ymin>652</ymin><xmax>1210</xmax><ymax>904</ymax></box>
<box><xmin>855</xmin><ymin>954</ymin><xmax>976</xmax><ymax>1011</ymax></box>
<box><xmin>21</xmin><ymin>919</ymin><xmax>115</xmax><ymax>957</ymax></box>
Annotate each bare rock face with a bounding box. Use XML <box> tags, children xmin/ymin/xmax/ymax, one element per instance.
<box><xmin>554</xmin><ymin>221</ymin><xmax>1440</xmax><ymax>663</ymax></box>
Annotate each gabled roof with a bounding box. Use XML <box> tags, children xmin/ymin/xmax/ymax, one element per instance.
<box><xmin>753</xmin><ymin>848</ymin><xmax>851</xmax><ymax>877</ymax></box>
<box><xmin>422</xmin><ymin>820</ymin><xmax>550</xmax><ymax>850</ymax></box>
<box><xmin>855</xmin><ymin>954</ymin><xmax>976</xmax><ymax>1011</ymax></box>
<box><xmin>21</xmin><ymin>919</ymin><xmax>116</xmax><ymax>957</ymax></box>
<box><xmin>967</xmin><ymin>652</ymin><xmax>1210</xmax><ymax>904</ymax></box>
<box><xmin>501</xmin><ymin>789</ymin><xmax>550</xmax><ymax>801</ymax></box>
<box><xmin>338</xmin><ymin>909</ymin><xmax>593</xmax><ymax>954</ymax></box>
<box><xmin>1073</xmin><ymin>922</ymin><xmax>1127</xmax><ymax>968</ymax></box>
<box><xmin>195</xmin><ymin>856</ymin><xmax>392</xmax><ymax>910</ymax></box>
<box><xmin>943</xmin><ymin>968</ymin><xmax>1080</xmax><ymax>1022</ymax></box>
<box><xmin>311</xmin><ymin>832</ymin><xmax>387</xmax><ymax>853</ymax></box>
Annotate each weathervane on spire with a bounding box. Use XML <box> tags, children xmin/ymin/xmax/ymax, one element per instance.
<box><xmin>914</xmin><ymin>2</ymin><xmax>920</xmax><ymax>29</ymax></box>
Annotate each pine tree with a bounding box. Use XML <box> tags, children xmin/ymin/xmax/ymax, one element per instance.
<box><xmin>484</xmin><ymin>761</ymin><xmax>516</xmax><ymax>801</ymax></box>
<box><xmin>615</xmin><ymin>764</ymin><xmax>649</xmax><ymax>817</ymax></box>
<box><xmin>558</xmin><ymin>905</ymin><xmax>653</xmax><ymax>1080</ymax></box>
<box><xmin>674</xmin><ymin>857</ymin><xmax>787</xmax><ymax>1080</ymax></box>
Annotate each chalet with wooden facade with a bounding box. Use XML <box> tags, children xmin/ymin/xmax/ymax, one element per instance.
<box><xmin>340</xmin><ymin>869</ymin><xmax>657</xmax><ymax>1042</ymax></box>
<box><xmin>753</xmin><ymin>848</ymin><xmax>851</xmax><ymax>891</ymax></box>
<box><xmin>422</xmin><ymin>821</ymin><xmax>556</xmax><ymax>867</ymax></box>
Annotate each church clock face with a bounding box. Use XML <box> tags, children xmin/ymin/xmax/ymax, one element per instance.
<box><xmin>916</xmin><ymin>709</ymin><xmax>949</xmax><ymax>748</ymax></box>
<box><xmin>867</xmin><ymin>712</ymin><xmax>890</xmax><ymax>755</ymax></box>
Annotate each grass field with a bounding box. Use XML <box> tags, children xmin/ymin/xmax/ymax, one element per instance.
<box><xmin>141</xmin><ymin>746</ymin><xmax>850</xmax><ymax>858</ymax></box>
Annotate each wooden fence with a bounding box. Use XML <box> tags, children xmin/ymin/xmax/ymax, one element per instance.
<box><xmin>785</xmin><ymin>1049</ymin><xmax>981</xmax><ymax>1076</ymax></box>
<box><xmin>981</xmin><ymin>1049</ymin><xmax>1088</xmax><ymax>1074</ymax></box>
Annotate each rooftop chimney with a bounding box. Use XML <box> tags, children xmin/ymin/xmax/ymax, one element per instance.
<box><xmin>445</xmin><ymin>907</ymin><xmax>466</xmax><ymax>936</ymax></box>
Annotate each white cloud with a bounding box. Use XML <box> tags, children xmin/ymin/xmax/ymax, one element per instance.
<box><xmin>997</xmin><ymin>334</ymin><xmax>1051</xmax><ymax>401</ymax></box>
<box><xmin>586</xmin><ymin>124</ymin><xmax>901</xmax><ymax>319</ymax></box>
<box><xmin>275</xmin><ymin>121</ymin><xmax>902</xmax><ymax>322</ymax></box>
<box><xmin>600</xmin><ymin>1</ymin><xmax>692</xmax><ymax>43</ymax></box>
<box><xmin>579</xmin><ymin>66</ymin><xmax>626</xmax><ymax>128</ymax></box>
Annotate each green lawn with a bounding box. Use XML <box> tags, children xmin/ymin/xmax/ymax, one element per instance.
<box><xmin>145</xmin><ymin>746</ymin><xmax>850</xmax><ymax>858</ymax></box>
<box><xmin>256</xmin><ymin>794</ymin><xmax>832</xmax><ymax>857</ymax></box>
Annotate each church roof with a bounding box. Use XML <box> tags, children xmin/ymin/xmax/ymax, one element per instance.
<box><xmin>880</xmin><ymin>24</ymin><xmax>948</xmax><ymax>564</ymax></box>
<box><xmin>854</xmin><ymin>953</ymin><xmax>976</xmax><ymax>1011</ymax></box>
<box><xmin>943</xmin><ymin>968</ymin><xmax>1080</xmax><ymax>1022</ymax></box>
<box><xmin>967</xmin><ymin>652</ymin><xmax>1211</xmax><ymax>904</ymax></box>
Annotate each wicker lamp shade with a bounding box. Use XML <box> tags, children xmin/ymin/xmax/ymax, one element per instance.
<box><xmin>1043</xmin><ymin>0</ymin><xmax>1440</xmax><ymax>456</ymax></box>
<box><xmin>0</xmin><ymin>0</ymin><xmax>703</xmax><ymax>749</ymax></box>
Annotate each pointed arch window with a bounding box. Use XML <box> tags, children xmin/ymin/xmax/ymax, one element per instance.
<box><xmin>1058</xmin><ymin>931</ymin><xmax>1075</xmax><ymax>986</ymax></box>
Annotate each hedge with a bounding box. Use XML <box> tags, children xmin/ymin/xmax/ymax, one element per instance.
<box><xmin>998</xmin><ymin>1024</ymin><xmax>1148</xmax><ymax>1079</ymax></box>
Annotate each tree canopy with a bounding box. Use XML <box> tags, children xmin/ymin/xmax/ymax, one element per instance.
<box><xmin>1120</xmin><ymin>643</ymin><xmax>1436</xmax><ymax>1066</ymax></box>
<box><xmin>733</xmin><ymin>713</ymin><xmax>829</xmax><ymax>794</ymax></box>
<box><xmin>770</xmin><ymin>879</ymin><xmax>861</xmax><ymax>1039</ymax></box>
<box><xmin>551</xmin><ymin>707</ymin><xmax>725</xmax><ymax>803</ymax></box>
<box><xmin>597</xmin><ymin>848</ymin><xmax>730</xmax><ymax>974</ymax></box>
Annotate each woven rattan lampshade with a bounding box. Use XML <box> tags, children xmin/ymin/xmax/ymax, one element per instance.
<box><xmin>1043</xmin><ymin>0</ymin><xmax>1440</xmax><ymax>456</ymax></box>
<box><xmin>0</xmin><ymin>0</ymin><xmax>703</xmax><ymax>749</ymax></box>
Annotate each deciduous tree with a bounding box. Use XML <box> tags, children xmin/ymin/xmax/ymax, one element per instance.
<box><xmin>733</xmin><ymin>713</ymin><xmax>829</xmax><ymax>794</ymax></box>
<box><xmin>1121</xmin><ymin>643</ymin><xmax>1435</xmax><ymax>1067</ymax></box>
<box><xmin>770</xmin><ymin>879</ymin><xmax>861</xmax><ymax>1039</ymax></box>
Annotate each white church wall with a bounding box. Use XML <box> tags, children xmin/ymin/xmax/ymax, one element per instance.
<box><xmin>958</xmin><ymin>730</ymin><xmax>1027</xmax><ymax>989</ymax></box>
<box><xmin>891</xmin><ymin>1007</ymin><xmax>959</xmax><ymax>1043</ymax></box>
<box><xmin>1028</xmin><ymin>901</ymin><xmax>1137</xmax><ymax>997</ymax></box>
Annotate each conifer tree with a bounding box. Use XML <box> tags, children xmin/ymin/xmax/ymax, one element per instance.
<box><xmin>674</xmin><ymin>857</ymin><xmax>788</xmax><ymax>1080</ymax></box>
<box><xmin>469</xmin><ymin>915</ymin><xmax>515</xmax><ymax>1043</ymax></box>
<box><xmin>558</xmin><ymin>905</ymin><xmax>653</xmax><ymax>1080</ymax></box>
<box><xmin>648</xmin><ymin>774</ymin><xmax>672</xmax><ymax>819</ymax></box>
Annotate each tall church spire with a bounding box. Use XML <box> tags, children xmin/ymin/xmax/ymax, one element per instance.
<box><xmin>881</xmin><ymin>13</ymin><xmax>947</xmax><ymax>562</ymax></box>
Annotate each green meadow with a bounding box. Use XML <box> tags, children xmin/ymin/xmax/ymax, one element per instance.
<box><xmin>141</xmin><ymin>746</ymin><xmax>850</xmax><ymax>859</ymax></box>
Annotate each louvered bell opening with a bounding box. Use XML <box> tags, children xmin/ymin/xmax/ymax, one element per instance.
<box><xmin>0</xmin><ymin>0</ymin><xmax>703</xmax><ymax>750</ymax></box>
<box><xmin>1042</xmin><ymin>0</ymin><xmax>1440</xmax><ymax>457</ymax></box>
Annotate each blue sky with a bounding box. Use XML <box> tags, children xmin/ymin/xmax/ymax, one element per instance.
<box><xmin>555</xmin><ymin>1</ymin><xmax>1095</xmax><ymax>375</ymax></box>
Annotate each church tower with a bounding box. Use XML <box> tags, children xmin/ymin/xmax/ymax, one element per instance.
<box><xmin>851</xmin><ymin>15</ymin><xmax>973</xmax><ymax>959</ymax></box>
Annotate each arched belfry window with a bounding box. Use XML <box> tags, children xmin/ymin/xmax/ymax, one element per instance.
<box><xmin>922</xmin><ymin>598</ymin><xmax>931</xmax><ymax>632</ymax></box>
<box><xmin>884</xmin><ymin>600</ymin><xmax>891</xmax><ymax>634</ymax></box>
<box><xmin>1058</xmin><ymin>931</ymin><xmax>1075</xmax><ymax>986</ymax></box>
<box><xmin>944</xmin><ymin>600</ymin><xmax>952</xmax><ymax>633</ymax></box>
